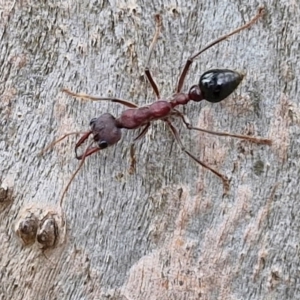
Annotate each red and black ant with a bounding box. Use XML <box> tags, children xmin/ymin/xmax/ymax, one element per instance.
<box><xmin>42</xmin><ymin>8</ymin><xmax>271</xmax><ymax>206</ymax></box>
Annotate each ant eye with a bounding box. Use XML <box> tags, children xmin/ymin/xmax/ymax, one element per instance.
<box><xmin>89</xmin><ymin>118</ymin><xmax>97</xmax><ymax>126</ymax></box>
<box><xmin>98</xmin><ymin>141</ymin><xmax>108</xmax><ymax>149</ymax></box>
<box><xmin>199</xmin><ymin>69</ymin><xmax>244</xmax><ymax>103</ymax></box>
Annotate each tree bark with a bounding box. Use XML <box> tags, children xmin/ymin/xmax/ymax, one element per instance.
<box><xmin>1</xmin><ymin>0</ymin><xmax>299</xmax><ymax>299</ymax></box>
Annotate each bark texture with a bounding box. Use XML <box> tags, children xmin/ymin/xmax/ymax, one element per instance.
<box><xmin>0</xmin><ymin>0</ymin><xmax>299</xmax><ymax>299</ymax></box>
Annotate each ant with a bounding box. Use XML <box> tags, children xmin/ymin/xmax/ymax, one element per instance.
<box><xmin>42</xmin><ymin>7</ymin><xmax>271</xmax><ymax>207</ymax></box>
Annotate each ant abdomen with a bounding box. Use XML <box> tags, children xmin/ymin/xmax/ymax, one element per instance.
<box><xmin>199</xmin><ymin>69</ymin><xmax>244</xmax><ymax>103</ymax></box>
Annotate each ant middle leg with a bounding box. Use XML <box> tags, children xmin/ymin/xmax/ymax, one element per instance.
<box><xmin>144</xmin><ymin>14</ymin><xmax>163</xmax><ymax>99</ymax></box>
<box><xmin>129</xmin><ymin>15</ymin><xmax>162</xmax><ymax>143</ymax></box>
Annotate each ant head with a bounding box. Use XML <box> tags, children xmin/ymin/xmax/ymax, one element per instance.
<box><xmin>198</xmin><ymin>69</ymin><xmax>244</xmax><ymax>103</ymax></box>
<box><xmin>90</xmin><ymin>113</ymin><xmax>121</xmax><ymax>149</ymax></box>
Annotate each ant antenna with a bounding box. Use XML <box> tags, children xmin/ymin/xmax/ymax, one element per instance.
<box><xmin>39</xmin><ymin>132</ymin><xmax>85</xmax><ymax>156</ymax></box>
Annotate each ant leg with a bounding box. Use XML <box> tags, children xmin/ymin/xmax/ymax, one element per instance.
<box><xmin>173</xmin><ymin>109</ymin><xmax>272</xmax><ymax>145</ymax></box>
<box><xmin>129</xmin><ymin>123</ymin><xmax>151</xmax><ymax>174</ymax></box>
<box><xmin>133</xmin><ymin>123</ymin><xmax>150</xmax><ymax>141</ymax></box>
<box><xmin>166</xmin><ymin>119</ymin><xmax>229</xmax><ymax>193</ymax></box>
<box><xmin>128</xmin><ymin>144</ymin><xmax>136</xmax><ymax>175</ymax></box>
<box><xmin>188</xmin><ymin>125</ymin><xmax>272</xmax><ymax>145</ymax></box>
<box><xmin>62</xmin><ymin>88</ymin><xmax>138</xmax><ymax>108</ymax></box>
<box><xmin>176</xmin><ymin>7</ymin><xmax>265</xmax><ymax>92</ymax></box>
<box><xmin>144</xmin><ymin>14</ymin><xmax>162</xmax><ymax>99</ymax></box>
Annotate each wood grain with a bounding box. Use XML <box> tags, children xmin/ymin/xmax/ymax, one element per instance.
<box><xmin>0</xmin><ymin>1</ymin><xmax>299</xmax><ymax>299</ymax></box>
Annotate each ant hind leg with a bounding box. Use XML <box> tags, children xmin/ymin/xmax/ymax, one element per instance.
<box><xmin>176</xmin><ymin>7</ymin><xmax>265</xmax><ymax>93</ymax></box>
<box><xmin>166</xmin><ymin>119</ymin><xmax>230</xmax><ymax>193</ymax></box>
<box><xmin>173</xmin><ymin>109</ymin><xmax>272</xmax><ymax>145</ymax></box>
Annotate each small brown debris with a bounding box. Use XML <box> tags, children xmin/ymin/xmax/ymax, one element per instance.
<box><xmin>36</xmin><ymin>213</ymin><xmax>58</xmax><ymax>249</ymax></box>
<box><xmin>15</xmin><ymin>213</ymin><xmax>39</xmax><ymax>246</ymax></box>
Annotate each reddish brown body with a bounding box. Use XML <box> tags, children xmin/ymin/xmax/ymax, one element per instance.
<box><xmin>116</xmin><ymin>100</ymin><xmax>183</xmax><ymax>129</ymax></box>
<box><xmin>50</xmin><ymin>8</ymin><xmax>269</xmax><ymax>205</ymax></box>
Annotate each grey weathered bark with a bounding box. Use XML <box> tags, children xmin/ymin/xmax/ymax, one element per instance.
<box><xmin>1</xmin><ymin>0</ymin><xmax>299</xmax><ymax>299</ymax></box>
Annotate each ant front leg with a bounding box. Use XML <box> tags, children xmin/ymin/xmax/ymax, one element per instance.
<box><xmin>144</xmin><ymin>14</ymin><xmax>163</xmax><ymax>99</ymax></box>
<box><xmin>176</xmin><ymin>7</ymin><xmax>265</xmax><ymax>92</ymax></box>
<box><xmin>130</xmin><ymin>123</ymin><xmax>151</xmax><ymax>168</ymax></box>
<box><xmin>133</xmin><ymin>123</ymin><xmax>150</xmax><ymax>141</ymax></box>
<box><xmin>62</xmin><ymin>88</ymin><xmax>138</xmax><ymax>108</ymax></box>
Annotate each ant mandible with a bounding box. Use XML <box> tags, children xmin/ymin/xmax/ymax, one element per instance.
<box><xmin>42</xmin><ymin>7</ymin><xmax>271</xmax><ymax>206</ymax></box>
